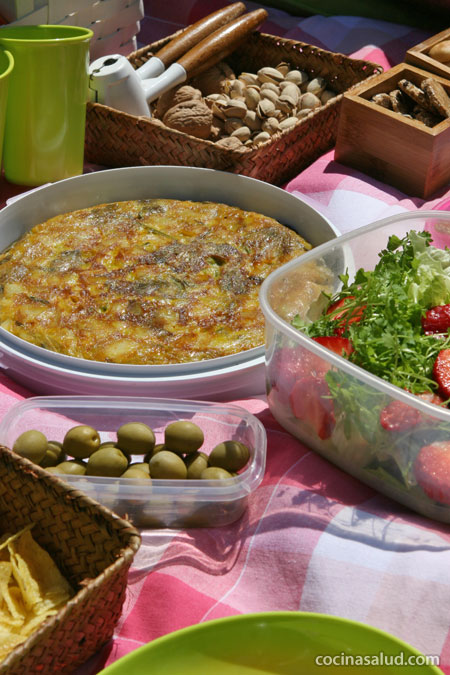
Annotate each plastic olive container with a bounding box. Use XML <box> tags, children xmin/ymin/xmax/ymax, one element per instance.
<box><xmin>0</xmin><ymin>396</ymin><xmax>266</xmax><ymax>529</ymax></box>
<box><xmin>260</xmin><ymin>210</ymin><xmax>450</xmax><ymax>524</ymax></box>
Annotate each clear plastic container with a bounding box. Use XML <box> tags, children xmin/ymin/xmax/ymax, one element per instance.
<box><xmin>0</xmin><ymin>396</ymin><xmax>266</xmax><ymax>529</ymax></box>
<box><xmin>260</xmin><ymin>211</ymin><xmax>450</xmax><ymax>523</ymax></box>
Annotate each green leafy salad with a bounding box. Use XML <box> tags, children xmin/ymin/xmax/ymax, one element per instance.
<box><xmin>282</xmin><ymin>230</ymin><xmax>450</xmax><ymax>507</ymax></box>
<box><xmin>293</xmin><ymin>230</ymin><xmax>450</xmax><ymax>395</ymax></box>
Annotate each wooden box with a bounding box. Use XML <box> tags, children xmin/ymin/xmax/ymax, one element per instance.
<box><xmin>406</xmin><ymin>27</ymin><xmax>450</xmax><ymax>80</ymax></box>
<box><xmin>334</xmin><ymin>63</ymin><xmax>450</xmax><ymax>199</ymax></box>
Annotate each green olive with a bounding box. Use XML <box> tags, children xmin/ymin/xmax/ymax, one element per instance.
<box><xmin>46</xmin><ymin>466</ymin><xmax>62</xmax><ymax>474</ymax></box>
<box><xmin>116</xmin><ymin>422</ymin><xmax>155</xmax><ymax>455</ymax></box>
<box><xmin>63</xmin><ymin>425</ymin><xmax>100</xmax><ymax>459</ymax></box>
<box><xmin>144</xmin><ymin>443</ymin><xmax>184</xmax><ymax>461</ymax></box>
<box><xmin>185</xmin><ymin>451</ymin><xmax>209</xmax><ymax>479</ymax></box>
<box><xmin>13</xmin><ymin>430</ymin><xmax>48</xmax><ymax>464</ymax></box>
<box><xmin>128</xmin><ymin>462</ymin><xmax>151</xmax><ymax>475</ymax></box>
<box><xmin>53</xmin><ymin>460</ymin><xmax>87</xmax><ymax>476</ymax></box>
<box><xmin>121</xmin><ymin>467</ymin><xmax>151</xmax><ymax>479</ymax></box>
<box><xmin>149</xmin><ymin>450</ymin><xmax>187</xmax><ymax>479</ymax></box>
<box><xmin>208</xmin><ymin>441</ymin><xmax>250</xmax><ymax>472</ymax></box>
<box><xmin>164</xmin><ymin>420</ymin><xmax>204</xmax><ymax>455</ymax></box>
<box><xmin>40</xmin><ymin>440</ymin><xmax>66</xmax><ymax>468</ymax></box>
<box><xmin>99</xmin><ymin>441</ymin><xmax>118</xmax><ymax>449</ymax></box>
<box><xmin>86</xmin><ymin>447</ymin><xmax>129</xmax><ymax>477</ymax></box>
<box><xmin>200</xmin><ymin>467</ymin><xmax>233</xmax><ymax>480</ymax></box>
<box><xmin>144</xmin><ymin>443</ymin><xmax>166</xmax><ymax>462</ymax></box>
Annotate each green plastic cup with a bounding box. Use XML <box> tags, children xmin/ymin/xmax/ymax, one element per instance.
<box><xmin>0</xmin><ymin>25</ymin><xmax>93</xmax><ymax>186</ymax></box>
<box><xmin>0</xmin><ymin>48</ymin><xmax>13</xmax><ymax>165</ymax></box>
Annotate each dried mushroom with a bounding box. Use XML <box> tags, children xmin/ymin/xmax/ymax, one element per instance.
<box><xmin>370</xmin><ymin>75</ymin><xmax>450</xmax><ymax>127</ymax></box>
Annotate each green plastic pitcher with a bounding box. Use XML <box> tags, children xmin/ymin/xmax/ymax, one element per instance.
<box><xmin>0</xmin><ymin>25</ymin><xmax>92</xmax><ymax>186</ymax></box>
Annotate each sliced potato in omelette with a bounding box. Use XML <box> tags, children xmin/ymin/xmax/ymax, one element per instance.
<box><xmin>0</xmin><ymin>199</ymin><xmax>311</xmax><ymax>364</ymax></box>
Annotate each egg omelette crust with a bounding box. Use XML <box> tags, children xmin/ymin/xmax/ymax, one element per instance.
<box><xmin>0</xmin><ymin>199</ymin><xmax>311</xmax><ymax>365</ymax></box>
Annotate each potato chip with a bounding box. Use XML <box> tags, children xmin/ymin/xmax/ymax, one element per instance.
<box><xmin>8</xmin><ymin>529</ymin><xmax>73</xmax><ymax>614</ymax></box>
<box><xmin>0</xmin><ymin>625</ymin><xmax>26</xmax><ymax>661</ymax></box>
<box><xmin>0</xmin><ymin>562</ymin><xmax>26</xmax><ymax>624</ymax></box>
<box><xmin>0</xmin><ymin>526</ymin><xmax>74</xmax><ymax>664</ymax></box>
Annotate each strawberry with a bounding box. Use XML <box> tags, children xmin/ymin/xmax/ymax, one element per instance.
<box><xmin>312</xmin><ymin>335</ymin><xmax>354</xmax><ymax>357</ymax></box>
<box><xmin>326</xmin><ymin>296</ymin><xmax>365</xmax><ymax>336</ymax></box>
<box><xmin>289</xmin><ymin>375</ymin><xmax>335</xmax><ymax>440</ymax></box>
<box><xmin>380</xmin><ymin>400</ymin><xmax>421</xmax><ymax>432</ymax></box>
<box><xmin>267</xmin><ymin>345</ymin><xmax>330</xmax><ymax>410</ymax></box>
<box><xmin>414</xmin><ymin>441</ymin><xmax>450</xmax><ymax>505</ymax></box>
<box><xmin>433</xmin><ymin>349</ymin><xmax>450</xmax><ymax>398</ymax></box>
<box><xmin>380</xmin><ymin>392</ymin><xmax>446</xmax><ymax>432</ymax></box>
<box><xmin>422</xmin><ymin>304</ymin><xmax>450</xmax><ymax>334</ymax></box>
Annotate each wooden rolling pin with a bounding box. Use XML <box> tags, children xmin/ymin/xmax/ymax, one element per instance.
<box><xmin>138</xmin><ymin>2</ymin><xmax>247</xmax><ymax>79</ymax></box>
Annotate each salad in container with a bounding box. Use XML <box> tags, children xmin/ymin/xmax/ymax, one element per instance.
<box><xmin>260</xmin><ymin>211</ymin><xmax>450</xmax><ymax>523</ymax></box>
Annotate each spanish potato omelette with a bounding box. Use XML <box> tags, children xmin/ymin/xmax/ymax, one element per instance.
<box><xmin>0</xmin><ymin>199</ymin><xmax>311</xmax><ymax>365</ymax></box>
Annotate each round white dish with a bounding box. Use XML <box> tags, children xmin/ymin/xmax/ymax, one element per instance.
<box><xmin>0</xmin><ymin>166</ymin><xmax>338</xmax><ymax>399</ymax></box>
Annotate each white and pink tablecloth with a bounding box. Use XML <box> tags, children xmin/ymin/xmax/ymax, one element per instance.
<box><xmin>1</xmin><ymin>2</ymin><xmax>450</xmax><ymax>672</ymax></box>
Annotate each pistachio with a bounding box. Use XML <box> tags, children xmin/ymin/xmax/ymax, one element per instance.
<box><xmin>205</xmin><ymin>93</ymin><xmax>223</xmax><ymax>104</ymax></box>
<box><xmin>299</xmin><ymin>92</ymin><xmax>321</xmax><ymax>110</ymax></box>
<box><xmin>216</xmin><ymin>136</ymin><xmax>244</xmax><ymax>149</ymax></box>
<box><xmin>222</xmin><ymin>99</ymin><xmax>247</xmax><ymax>119</ymax></box>
<box><xmin>253</xmin><ymin>130</ymin><xmax>271</xmax><ymax>144</ymax></box>
<box><xmin>279</xmin><ymin>117</ymin><xmax>298</xmax><ymax>131</ymax></box>
<box><xmin>285</xmin><ymin>70</ymin><xmax>309</xmax><ymax>88</ymax></box>
<box><xmin>260</xmin><ymin>82</ymin><xmax>280</xmax><ymax>95</ymax></box>
<box><xmin>229</xmin><ymin>79</ymin><xmax>246</xmax><ymax>99</ymax></box>
<box><xmin>257</xmin><ymin>98</ymin><xmax>276</xmax><ymax>118</ymax></box>
<box><xmin>224</xmin><ymin>117</ymin><xmax>244</xmax><ymax>134</ymax></box>
<box><xmin>278</xmin><ymin>94</ymin><xmax>297</xmax><ymax>113</ymax></box>
<box><xmin>257</xmin><ymin>66</ymin><xmax>284</xmax><ymax>85</ymax></box>
<box><xmin>261</xmin><ymin>116</ymin><xmax>279</xmax><ymax>134</ymax></box>
<box><xmin>296</xmin><ymin>108</ymin><xmax>312</xmax><ymax>119</ymax></box>
<box><xmin>231</xmin><ymin>125</ymin><xmax>251</xmax><ymax>141</ymax></box>
<box><xmin>244</xmin><ymin>87</ymin><xmax>260</xmax><ymax>110</ymax></box>
<box><xmin>243</xmin><ymin>109</ymin><xmax>261</xmax><ymax>131</ymax></box>
<box><xmin>260</xmin><ymin>89</ymin><xmax>279</xmax><ymax>105</ymax></box>
<box><xmin>276</xmin><ymin>62</ymin><xmax>290</xmax><ymax>76</ymax></box>
<box><xmin>211</xmin><ymin>97</ymin><xmax>229</xmax><ymax>120</ymax></box>
<box><xmin>306</xmin><ymin>76</ymin><xmax>327</xmax><ymax>96</ymax></box>
<box><xmin>281</xmin><ymin>83</ymin><xmax>300</xmax><ymax>104</ymax></box>
<box><xmin>238</xmin><ymin>72</ymin><xmax>259</xmax><ymax>86</ymax></box>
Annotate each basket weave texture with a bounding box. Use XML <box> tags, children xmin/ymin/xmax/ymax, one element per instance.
<box><xmin>0</xmin><ymin>445</ymin><xmax>140</xmax><ymax>675</ymax></box>
<box><xmin>85</xmin><ymin>31</ymin><xmax>382</xmax><ymax>186</ymax></box>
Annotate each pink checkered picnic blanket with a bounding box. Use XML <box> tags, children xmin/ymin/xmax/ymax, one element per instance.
<box><xmin>1</xmin><ymin>2</ymin><xmax>450</xmax><ymax>673</ymax></box>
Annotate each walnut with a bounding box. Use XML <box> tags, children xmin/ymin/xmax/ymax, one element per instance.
<box><xmin>190</xmin><ymin>61</ymin><xmax>236</xmax><ymax>96</ymax></box>
<box><xmin>155</xmin><ymin>85</ymin><xmax>202</xmax><ymax>119</ymax></box>
<box><xmin>162</xmin><ymin>100</ymin><xmax>213</xmax><ymax>139</ymax></box>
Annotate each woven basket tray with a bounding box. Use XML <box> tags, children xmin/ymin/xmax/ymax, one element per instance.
<box><xmin>0</xmin><ymin>446</ymin><xmax>140</xmax><ymax>674</ymax></box>
<box><xmin>85</xmin><ymin>30</ymin><xmax>382</xmax><ymax>185</ymax></box>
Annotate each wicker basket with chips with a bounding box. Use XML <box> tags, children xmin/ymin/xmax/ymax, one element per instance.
<box><xmin>0</xmin><ymin>445</ymin><xmax>140</xmax><ymax>674</ymax></box>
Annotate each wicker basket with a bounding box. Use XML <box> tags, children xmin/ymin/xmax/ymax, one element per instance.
<box><xmin>0</xmin><ymin>445</ymin><xmax>140</xmax><ymax>674</ymax></box>
<box><xmin>85</xmin><ymin>31</ymin><xmax>383</xmax><ymax>186</ymax></box>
